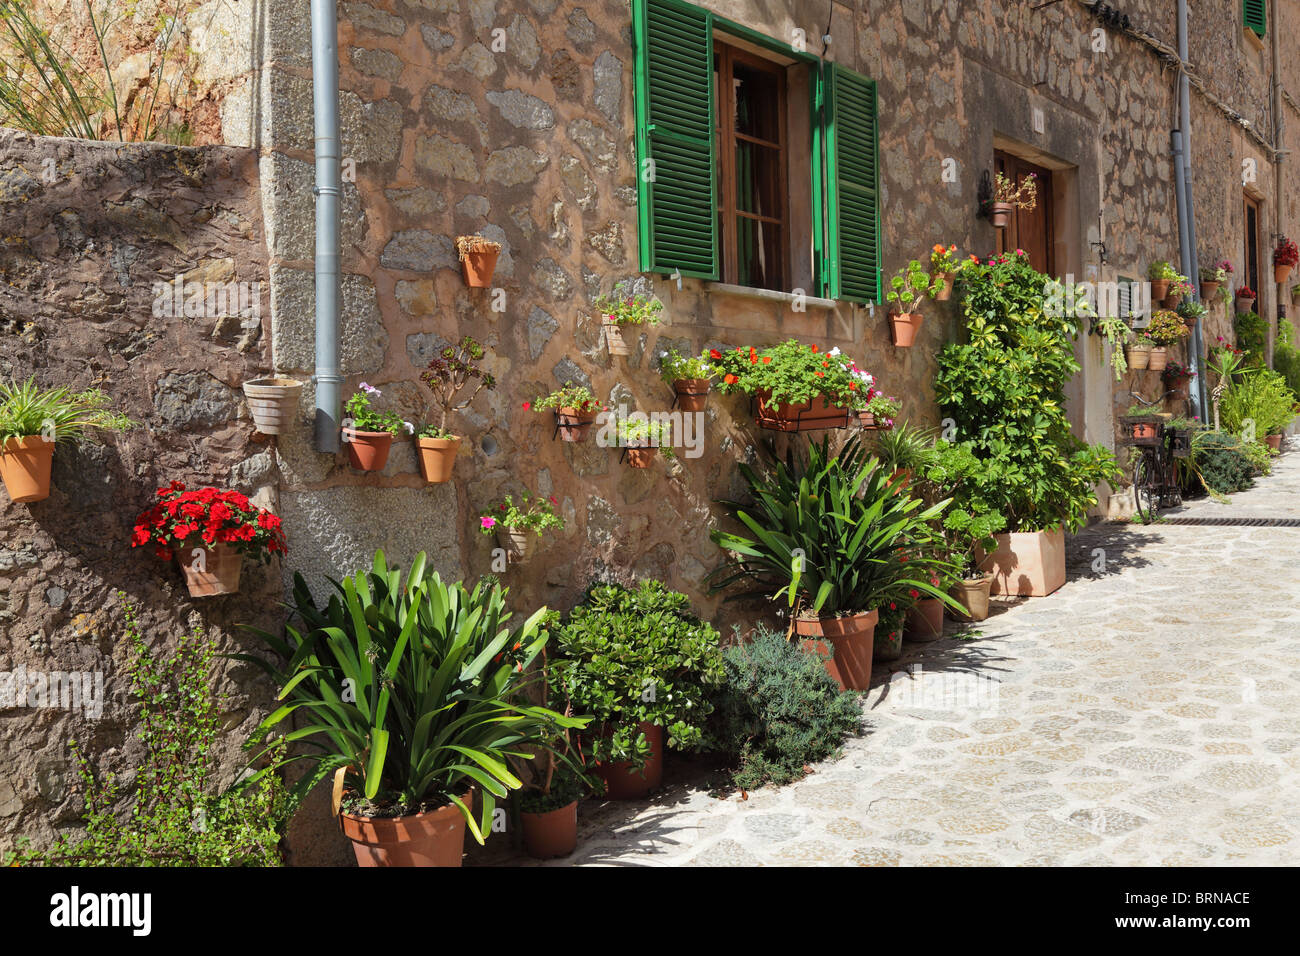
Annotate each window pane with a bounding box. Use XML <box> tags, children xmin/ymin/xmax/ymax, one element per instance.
<box><xmin>736</xmin><ymin>216</ymin><xmax>783</xmax><ymax>290</ymax></box>
<box><xmin>733</xmin><ymin>61</ymin><xmax>781</xmax><ymax>143</ymax></box>
<box><xmin>735</xmin><ymin>140</ymin><xmax>781</xmax><ymax>218</ymax></box>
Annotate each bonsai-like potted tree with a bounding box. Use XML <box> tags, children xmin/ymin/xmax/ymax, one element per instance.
<box><xmin>417</xmin><ymin>336</ymin><xmax>496</xmax><ymax>484</ymax></box>
<box><xmin>1274</xmin><ymin>236</ymin><xmax>1298</xmax><ymax>285</ymax></box>
<box><xmin>0</xmin><ymin>378</ymin><xmax>133</xmax><ymax>503</ymax></box>
<box><xmin>241</xmin><ymin>551</ymin><xmax>585</xmax><ymax>867</ymax></box>
<box><xmin>710</xmin><ymin>436</ymin><xmax>954</xmax><ymax>690</ymax></box>
<box><xmin>658</xmin><ymin>347</ymin><xmax>716</xmax><ymax>412</ymax></box>
<box><xmin>131</xmin><ymin>482</ymin><xmax>287</xmax><ymax>597</ymax></box>
<box><xmin>478</xmin><ymin>490</ymin><xmax>564</xmax><ymax>560</ymax></box>
<box><xmin>456</xmin><ymin>234</ymin><xmax>502</xmax><ymax>287</ymax></box>
<box><xmin>885</xmin><ymin>259</ymin><xmax>942</xmax><ymax>347</ymax></box>
<box><xmin>527</xmin><ymin>383</ymin><xmax>603</xmax><ymax>442</ymax></box>
<box><xmin>550</xmin><ymin>580</ymin><xmax>724</xmax><ymax>799</ymax></box>
<box><xmin>593</xmin><ymin>291</ymin><xmax>662</xmax><ymax>356</ymax></box>
<box><xmin>342</xmin><ymin>383</ymin><xmax>412</xmax><ymax>471</ymax></box>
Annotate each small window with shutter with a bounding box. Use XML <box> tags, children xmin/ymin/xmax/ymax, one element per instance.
<box><xmin>1243</xmin><ymin>0</ymin><xmax>1267</xmax><ymax>38</ymax></box>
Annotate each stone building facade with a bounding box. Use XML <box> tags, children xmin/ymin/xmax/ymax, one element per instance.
<box><xmin>2</xmin><ymin>0</ymin><xmax>1298</xmax><ymax>862</ymax></box>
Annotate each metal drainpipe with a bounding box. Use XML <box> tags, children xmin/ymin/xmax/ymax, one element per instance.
<box><xmin>311</xmin><ymin>0</ymin><xmax>342</xmax><ymax>453</ymax></box>
<box><xmin>1270</xmin><ymin>0</ymin><xmax>1284</xmax><ymax>367</ymax></box>
<box><xmin>1174</xmin><ymin>0</ymin><xmax>1205</xmax><ymax>419</ymax></box>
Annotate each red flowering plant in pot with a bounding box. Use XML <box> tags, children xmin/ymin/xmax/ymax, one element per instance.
<box><xmin>131</xmin><ymin>482</ymin><xmax>287</xmax><ymax>598</ymax></box>
<box><xmin>712</xmin><ymin>340</ymin><xmax>869</xmax><ymax>431</ymax></box>
<box><xmin>1274</xmin><ymin>236</ymin><xmax>1298</xmax><ymax>284</ymax></box>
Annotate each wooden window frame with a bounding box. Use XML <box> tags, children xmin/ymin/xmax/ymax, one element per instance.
<box><xmin>1244</xmin><ymin>193</ymin><xmax>1261</xmax><ymax>297</ymax></box>
<box><xmin>715</xmin><ymin>41</ymin><xmax>790</xmax><ymax>291</ymax></box>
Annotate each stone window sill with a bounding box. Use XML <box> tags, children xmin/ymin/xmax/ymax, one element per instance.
<box><xmin>703</xmin><ymin>282</ymin><xmax>839</xmax><ymax>310</ymax></box>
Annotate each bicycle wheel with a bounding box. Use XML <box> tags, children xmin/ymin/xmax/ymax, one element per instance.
<box><xmin>1132</xmin><ymin>451</ymin><xmax>1155</xmax><ymax>524</ymax></box>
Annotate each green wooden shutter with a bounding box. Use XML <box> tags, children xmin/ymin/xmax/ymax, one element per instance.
<box><xmin>823</xmin><ymin>64</ymin><xmax>881</xmax><ymax>304</ymax></box>
<box><xmin>1244</xmin><ymin>0</ymin><xmax>1267</xmax><ymax>37</ymax></box>
<box><xmin>632</xmin><ymin>0</ymin><xmax>718</xmax><ymax>279</ymax></box>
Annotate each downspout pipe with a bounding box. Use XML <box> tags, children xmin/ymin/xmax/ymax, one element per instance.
<box><xmin>311</xmin><ymin>0</ymin><xmax>342</xmax><ymax>453</ymax></box>
<box><xmin>1174</xmin><ymin>0</ymin><xmax>1205</xmax><ymax>419</ymax></box>
<box><xmin>1270</xmin><ymin>0</ymin><xmax>1284</xmax><ymax>366</ymax></box>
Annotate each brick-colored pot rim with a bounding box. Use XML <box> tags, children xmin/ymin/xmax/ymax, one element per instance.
<box><xmin>339</xmin><ymin>793</ymin><xmax>470</xmax><ymax>844</ymax></box>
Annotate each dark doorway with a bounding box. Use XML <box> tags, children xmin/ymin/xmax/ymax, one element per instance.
<box><xmin>1243</xmin><ymin>193</ymin><xmax>1261</xmax><ymax>298</ymax></box>
<box><xmin>994</xmin><ymin>150</ymin><xmax>1055</xmax><ymax>277</ymax></box>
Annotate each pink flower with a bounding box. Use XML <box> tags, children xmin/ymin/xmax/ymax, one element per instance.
<box><xmin>480</xmin><ymin>516</ymin><xmax>497</xmax><ymax>530</ymax></box>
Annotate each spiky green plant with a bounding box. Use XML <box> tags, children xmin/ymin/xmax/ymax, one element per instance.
<box><xmin>0</xmin><ymin>377</ymin><xmax>133</xmax><ymax>445</ymax></box>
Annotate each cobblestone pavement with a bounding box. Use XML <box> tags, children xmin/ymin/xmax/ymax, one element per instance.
<box><xmin>501</xmin><ymin>447</ymin><xmax>1300</xmax><ymax>866</ymax></box>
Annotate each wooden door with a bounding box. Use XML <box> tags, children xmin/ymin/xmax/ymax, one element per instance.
<box><xmin>995</xmin><ymin>151</ymin><xmax>1054</xmax><ymax>276</ymax></box>
<box><xmin>1243</xmin><ymin>194</ymin><xmax>1261</xmax><ymax>296</ymax></box>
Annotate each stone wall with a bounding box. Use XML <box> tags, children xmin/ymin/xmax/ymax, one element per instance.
<box><xmin>0</xmin><ymin>131</ymin><xmax>280</xmax><ymax>853</ymax></box>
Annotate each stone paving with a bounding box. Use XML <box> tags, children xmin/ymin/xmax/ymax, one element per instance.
<box><xmin>500</xmin><ymin>447</ymin><xmax>1300</xmax><ymax>866</ymax></box>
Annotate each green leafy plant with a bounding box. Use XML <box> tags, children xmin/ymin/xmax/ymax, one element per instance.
<box><xmin>344</xmin><ymin>383</ymin><xmax>410</xmax><ymax>436</ymax></box>
<box><xmin>1233</xmin><ymin>310</ymin><xmax>1268</xmax><ymax>361</ymax></box>
<box><xmin>616</xmin><ymin>415</ymin><xmax>673</xmax><ymax>455</ymax></box>
<box><xmin>1272</xmin><ymin>319</ymin><xmax>1300</xmax><ymax>402</ymax></box>
<box><xmin>709</xmin><ymin>436</ymin><xmax>955</xmax><ymax>618</ymax></box>
<box><xmin>0</xmin><ymin>377</ymin><xmax>133</xmax><ymax>444</ymax></box>
<box><xmin>864</xmin><ymin>392</ymin><xmax>901</xmax><ymax>425</ymax></box>
<box><xmin>1219</xmin><ymin>366</ymin><xmax>1296</xmax><ymax>438</ymax></box>
<box><xmin>528</xmin><ymin>383</ymin><xmax>600</xmax><ymax>414</ymax></box>
<box><xmin>1175</xmin><ymin>299</ymin><xmax>1207</xmax><ymax>324</ymax></box>
<box><xmin>6</xmin><ymin>601</ymin><xmax>287</xmax><ymax>866</ymax></box>
<box><xmin>1199</xmin><ymin>262</ymin><xmax>1230</xmax><ymax>283</ymax></box>
<box><xmin>1094</xmin><ymin>316</ymin><xmax>1131</xmax><ymax>380</ymax></box>
<box><xmin>711</xmin><ymin>340</ymin><xmax>870</xmax><ymax>409</ymax></box>
<box><xmin>934</xmin><ymin>250</ymin><xmax>1120</xmax><ymax>532</ymax></box>
<box><xmin>515</xmin><ymin>655</ymin><xmax>597</xmax><ymax>814</ymax></box>
<box><xmin>657</xmin><ymin>348</ymin><xmax>716</xmax><ymax>384</ymax></box>
<box><xmin>1148</xmin><ymin>260</ymin><xmax>1180</xmax><ymax>281</ymax></box>
<box><xmin>479</xmin><ymin>490</ymin><xmax>563</xmax><ymax>537</ymax></box>
<box><xmin>238</xmin><ymin>551</ymin><xmax>585</xmax><ymax>845</ymax></box>
<box><xmin>919</xmin><ymin>440</ymin><xmax>1007</xmax><ymax>577</ymax></box>
<box><xmin>713</xmin><ymin>624</ymin><xmax>862</xmax><ymax>790</ymax></box>
<box><xmin>418</xmin><ymin>336</ymin><xmax>496</xmax><ymax>440</ymax></box>
<box><xmin>1188</xmin><ymin>431</ymin><xmax>1255</xmax><ymax>495</ymax></box>
<box><xmin>551</xmin><ymin>580</ymin><xmax>725</xmax><ymax>767</ymax></box>
<box><xmin>872</xmin><ymin>421</ymin><xmax>937</xmax><ymax>475</ymax></box>
<box><xmin>886</xmin><ymin>259</ymin><xmax>942</xmax><ymax>312</ymax></box>
<box><xmin>930</xmin><ymin>243</ymin><xmax>960</xmax><ymax>274</ymax></box>
<box><xmin>593</xmin><ymin>292</ymin><xmax>663</xmax><ymax>326</ymax></box>
<box><xmin>1144</xmin><ymin>309</ymin><xmax>1190</xmax><ymax>347</ymax></box>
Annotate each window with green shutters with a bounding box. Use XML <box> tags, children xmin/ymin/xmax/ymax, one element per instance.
<box><xmin>631</xmin><ymin>0</ymin><xmax>882</xmax><ymax>303</ymax></box>
<box><xmin>1243</xmin><ymin>0</ymin><xmax>1267</xmax><ymax>37</ymax></box>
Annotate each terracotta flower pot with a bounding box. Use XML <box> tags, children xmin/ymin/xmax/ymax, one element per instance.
<box><xmin>1147</xmin><ymin>347</ymin><xmax>1169</xmax><ymax>372</ymax></box>
<box><xmin>416</xmin><ymin>435</ymin><xmax>460</xmax><ymax>483</ymax></box>
<box><xmin>1265</xmin><ymin>433</ymin><xmax>1282</xmax><ymax>451</ymax></box>
<box><xmin>1235</xmin><ymin>295</ymin><xmax>1256</xmax><ymax>314</ymax></box>
<box><xmin>1162</xmin><ymin>294</ymin><xmax>1182</xmax><ymax>311</ymax></box>
<box><xmin>555</xmin><ymin>408</ymin><xmax>597</xmax><ymax>442</ymax></box>
<box><xmin>343</xmin><ymin>428</ymin><xmax>393</xmax><ymax>471</ymax></box>
<box><xmin>672</xmin><ymin>378</ymin><xmax>710</xmax><ymax>412</ymax></box>
<box><xmin>177</xmin><ymin>542</ymin><xmax>243</xmax><ymax>598</ymax></box>
<box><xmin>498</xmin><ymin>528</ymin><xmax>529</xmax><ymax>559</ymax></box>
<box><xmin>979</xmin><ymin>527</ymin><xmax>1066</xmax><ymax>597</ymax></box>
<box><xmin>1148</xmin><ymin>279</ymin><xmax>1170</xmax><ymax>301</ymax></box>
<box><xmin>857</xmin><ymin>410</ymin><xmax>891</xmax><ymax>430</ymax></box>
<box><xmin>904</xmin><ymin>598</ymin><xmax>944</xmax><ymax>642</ymax></box>
<box><xmin>595</xmin><ymin>721</ymin><xmax>663</xmax><ymax>799</ymax></box>
<box><xmin>461</xmin><ymin>248</ymin><xmax>499</xmax><ymax>287</ymax></box>
<box><xmin>603</xmin><ymin>319</ymin><xmax>630</xmax><ymax>356</ymax></box>
<box><xmin>521</xmin><ymin>800</ymin><xmax>578</xmax><ymax>859</ymax></box>
<box><xmin>624</xmin><ymin>441</ymin><xmax>656</xmax><ymax>468</ymax></box>
<box><xmin>889</xmin><ymin>311</ymin><xmax>923</xmax><ymax>347</ymax></box>
<box><xmin>989</xmin><ymin>201</ymin><xmax>1013</xmax><ymax>229</ymax></box>
<box><xmin>339</xmin><ymin>795</ymin><xmax>469</xmax><ymax>867</ymax></box>
<box><xmin>1275</xmin><ymin>263</ymin><xmax>1293</xmax><ymax>285</ymax></box>
<box><xmin>949</xmin><ymin>574</ymin><xmax>993</xmax><ymax>622</ymax></box>
<box><xmin>885</xmin><ymin>467</ymin><xmax>911</xmax><ymax>492</ymax></box>
<box><xmin>796</xmin><ymin>609</ymin><xmax>878</xmax><ymax>691</ymax></box>
<box><xmin>754</xmin><ymin>390</ymin><xmax>850</xmax><ymax>432</ymax></box>
<box><xmin>1200</xmin><ymin>281</ymin><xmax>1220</xmax><ymax>300</ymax></box>
<box><xmin>1126</xmin><ymin>344</ymin><xmax>1151</xmax><ymax>370</ymax></box>
<box><xmin>0</xmin><ymin>436</ymin><xmax>54</xmax><ymax>503</ymax></box>
<box><xmin>935</xmin><ymin>272</ymin><xmax>954</xmax><ymax>301</ymax></box>
<box><xmin>242</xmin><ymin>377</ymin><xmax>302</xmax><ymax>435</ymax></box>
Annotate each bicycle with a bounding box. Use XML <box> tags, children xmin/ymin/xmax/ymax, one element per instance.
<box><xmin>1119</xmin><ymin>391</ymin><xmax>1190</xmax><ymax>524</ymax></box>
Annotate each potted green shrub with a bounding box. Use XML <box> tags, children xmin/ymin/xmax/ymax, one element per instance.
<box><xmin>1175</xmin><ymin>298</ymin><xmax>1207</xmax><ymax>331</ymax></box>
<box><xmin>1199</xmin><ymin>260</ymin><xmax>1230</xmax><ymax>301</ymax></box>
<box><xmin>885</xmin><ymin>259</ymin><xmax>941</xmax><ymax>347</ymax></box>
<box><xmin>0</xmin><ymin>378</ymin><xmax>132</xmax><ymax>503</ymax></box>
<box><xmin>934</xmin><ymin>250</ymin><xmax>1120</xmax><ymax>596</ymax></box>
<box><xmin>1145</xmin><ymin>309</ymin><xmax>1190</xmax><ymax>371</ymax></box>
<box><xmin>712</xmin><ymin>340</ymin><xmax>868</xmax><ymax>431</ymax></box>
<box><xmin>710</xmin><ymin>436</ymin><xmax>954</xmax><ymax>690</ymax></box>
<box><xmin>593</xmin><ymin>291</ymin><xmax>662</xmax><ymax>356</ymax></box>
<box><xmin>456</xmin><ymin>234</ymin><xmax>502</xmax><ymax>287</ymax></box>
<box><xmin>1219</xmin><ymin>365</ymin><xmax>1297</xmax><ymax>450</ymax></box>
<box><xmin>1147</xmin><ymin>259</ymin><xmax>1179</xmax><ymax>301</ymax></box>
<box><xmin>131</xmin><ymin>482</ymin><xmax>288</xmax><ymax>598</ymax></box>
<box><xmin>551</xmin><ymin>580</ymin><xmax>724</xmax><ymax>799</ymax></box>
<box><xmin>528</xmin><ymin>383</ymin><xmax>602</xmax><ymax>442</ymax></box>
<box><xmin>241</xmin><ymin>551</ymin><xmax>584</xmax><ymax>867</ymax></box>
<box><xmin>417</xmin><ymin>336</ymin><xmax>496</xmax><ymax>483</ymax></box>
<box><xmin>658</xmin><ymin>347</ymin><xmax>715</xmax><ymax>412</ymax></box>
<box><xmin>342</xmin><ymin>383</ymin><xmax>412</xmax><ymax>471</ymax></box>
<box><xmin>872</xmin><ymin>421</ymin><xmax>937</xmax><ymax>491</ymax></box>
<box><xmin>617</xmin><ymin>417</ymin><xmax>673</xmax><ymax>468</ymax></box>
<box><xmin>478</xmin><ymin>490</ymin><xmax>563</xmax><ymax>560</ymax></box>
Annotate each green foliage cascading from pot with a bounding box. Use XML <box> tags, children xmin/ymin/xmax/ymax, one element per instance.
<box><xmin>6</xmin><ymin>602</ymin><xmax>287</xmax><ymax>866</ymax></box>
<box><xmin>714</xmin><ymin>625</ymin><xmax>863</xmax><ymax>790</ymax></box>
<box><xmin>550</xmin><ymin>579</ymin><xmax>725</xmax><ymax>768</ymax></box>
<box><xmin>935</xmin><ymin>252</ymin><xmax>1119</xmax><ymax>532</ymax></box>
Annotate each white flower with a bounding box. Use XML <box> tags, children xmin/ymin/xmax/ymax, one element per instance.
<box><xmin>829</xmin><ymin>346</ymin><xmax>841</xmax><ymax>357</ymax></box>
<box><xmin>403</xmin><ymin>421</ymin><xmax>414</xmax><ymax>434</ymax></box>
